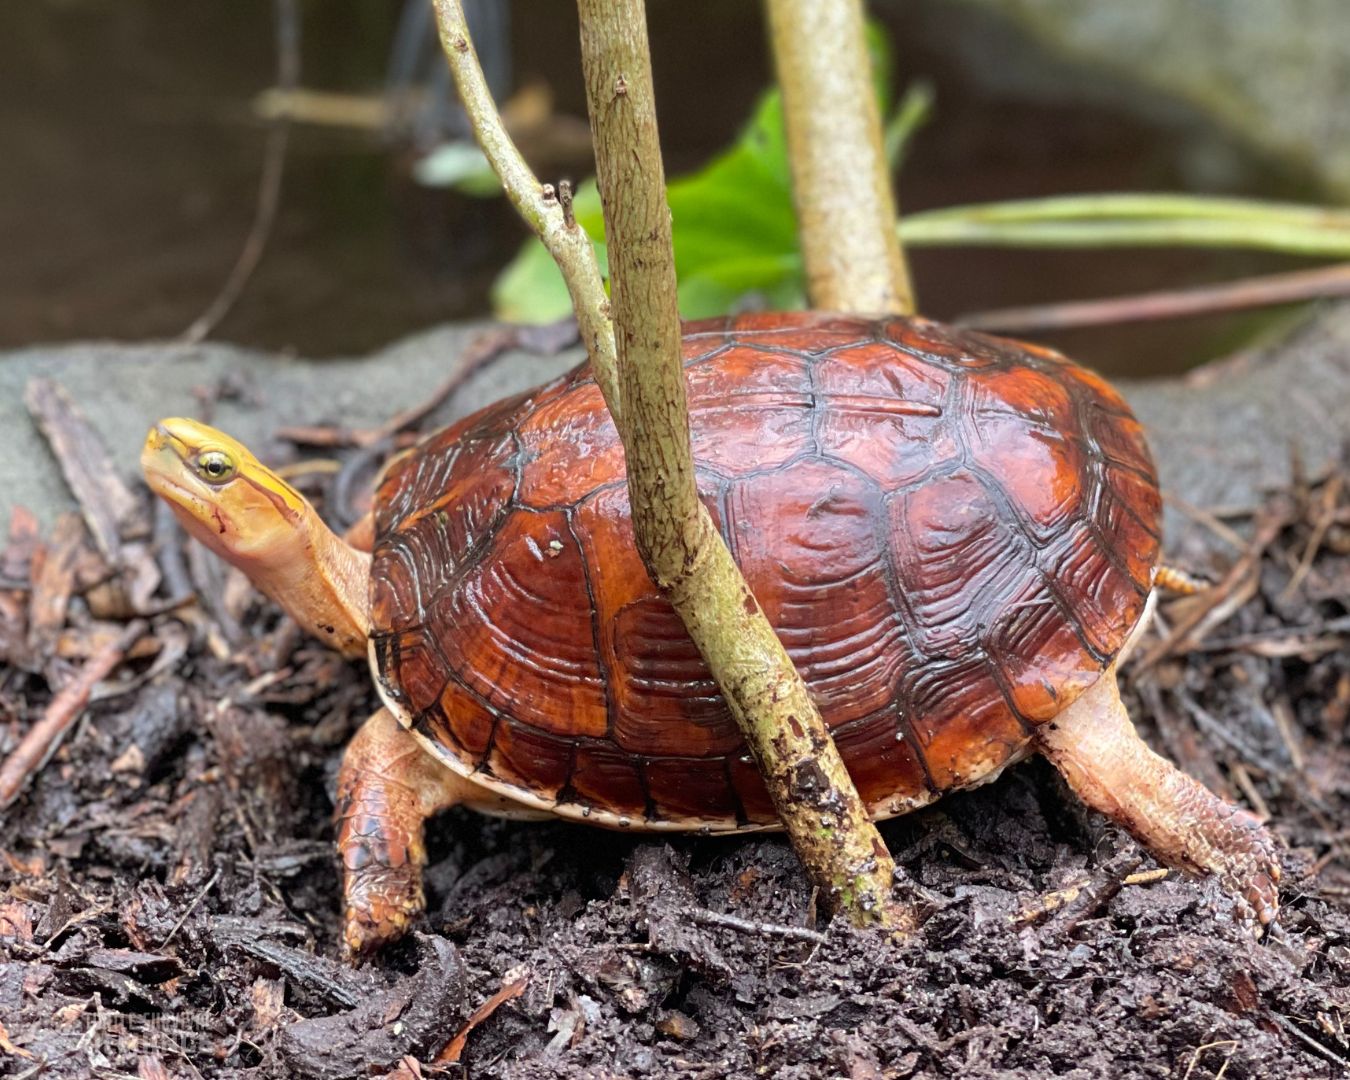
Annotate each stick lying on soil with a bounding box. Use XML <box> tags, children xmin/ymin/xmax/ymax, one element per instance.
<box><xmin>0</xmin><ymin>618</ymin><xmax>147</xmax><ymax>810</ymax></box>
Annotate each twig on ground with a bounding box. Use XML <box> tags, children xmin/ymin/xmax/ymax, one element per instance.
<box><xmin>25</xmin><ymin>379</ymin><xmax>143</xmax><ymax>560</ymax></box>
<box><xmin>276</xmin><ymin>320</ymin><xmax>576</xmax><ymax>452</ymax></box>
<box><xmin>1014</xmin><ymin>854</ymin><xmax>1166</xmax><ymax>930</ymax></box>
<box><xmin>685</xmin><ymin>908</ymin><xmax>828</xmax><ymax>946</ymax></box>
<box><xmin>0</xmin><ymin>618</ymin><xmax>148</xmax><ymax>810</ymax></box>
<box><xmin>357</xmin><ymin>318</ymin><xmax>577</xmax><ymax>446</ymax></box>
<box><xmin>160</xmin><ymin>867</ymin><xmax>223</xmax><ymax>948</ymax></box>
<box><xmin>1270</xmin><ymin>1013</ymin><xmax>1350</xmax><ymax>1072</ymax></box>
<box><xmin>1135</xmin><ymin>508</ymin><xmax>1289</xmax><ymax>671</ymax></box>
<box><xmin>1164</xmin><ymin>494</ymin><xmax>1249</xmax><ymax>553</ymax></box>
<box><xmin>1180</xmin><ymin>1040</ymin><xmax>1238</xmax><ymax>1080</ymax></box>
<box><xmin>1281</xmin><ymin>474</ymin><xmax>1344</xmax><ymax>601</ymax></box>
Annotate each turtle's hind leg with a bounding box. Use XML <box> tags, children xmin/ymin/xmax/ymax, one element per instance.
<box><xmin>335</xmin><ymin>708</ymin><xmax>468</xmax><ymax>957</ymax></box>
<box><xmin>1037</xmin><ymin>667</ymin><xmax>1282</xmax><ymax>926</ymax></box>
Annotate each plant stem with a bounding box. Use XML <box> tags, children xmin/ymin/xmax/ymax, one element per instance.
<box><xmin>576</xmin><ymin>0</ymin><xmax>911</xmax><ymax>931</ymax></box>
<box><xmin>765</xmin><ymin>0</ymin><xmax>914</xmax><ymax>314</ymax></box>
<box><xmin>431</xmin><ymin>0</ymin><xmax>621</xmax><ymax>420</ymax></box>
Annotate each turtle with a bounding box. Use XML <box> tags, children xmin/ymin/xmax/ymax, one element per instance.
<box><xmin>141</xmin><ymin>311</ymin><xmax>1281</xmax><ymax>955</ymax></box>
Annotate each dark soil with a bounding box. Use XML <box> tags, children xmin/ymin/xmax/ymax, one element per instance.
<box><xmin>1</xmin><ymin>389</ymin><xmax>1347</xmax><ymax>1078</ymax></box>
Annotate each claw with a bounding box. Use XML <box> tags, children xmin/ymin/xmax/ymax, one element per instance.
<box><xmin>343</xmin><ymin>868</ymin><xmax>425</xmax><ymax>957</ymax></box>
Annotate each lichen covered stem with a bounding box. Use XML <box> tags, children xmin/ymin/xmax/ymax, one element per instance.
<box><xmin>765</xmin><ymin>0</ymin><xmax>915</xmax><ymax>314</ymax></box>
<box><xmin>430</xmin><ymin>0</ymin><xmax>621</xmax><ymax>420</ymax></box>
<box><xmin>576</xmin><ymin>0</ymin><xmax>912</xmax><ymax>931</ymax></box>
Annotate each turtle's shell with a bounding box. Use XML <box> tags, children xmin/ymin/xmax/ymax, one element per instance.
<box><xmin>370</xmin><ymin>313</ymin><xmax>1161</xmax><ymax>830</ymax></box>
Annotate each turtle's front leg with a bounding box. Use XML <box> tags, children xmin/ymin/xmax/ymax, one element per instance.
<box><xmin>335</xmin><ymin>708</ymin><xmax>468</xmax><ymax>957</ymax></box>
<box><xmin>1037</xmin><ymin>667</ymin><xmax>1282</xmax><ymax>926</ymax></box>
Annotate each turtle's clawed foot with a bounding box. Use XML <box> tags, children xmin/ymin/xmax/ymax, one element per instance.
<box><xmin>342</xmin><ymin>854</ymin><xmax>426</xmax><ymax>957</ymax></box>
<box><xmin>1211</xmin><ymin>805</ymin><xmax>1282</xmax><ymax>930</ymax></box>
<box><xmin>335</xmin><ymin>709</ymin><xmax>464</xmax><ymax>960</ymax></box>
<box><xmin>1038</xmin><ymin>669</ymin><xmax>1284</xmax><ymax>928</ymax></box>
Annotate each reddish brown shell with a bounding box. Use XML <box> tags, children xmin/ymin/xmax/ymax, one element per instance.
<box><xmin>370</xmin><ymin>313</ymin><xmax>1161</xmax><ymax>830</ymax></box>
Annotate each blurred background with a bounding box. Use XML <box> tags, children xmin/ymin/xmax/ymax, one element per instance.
<box><xmin>2</xmin><ymin>0</ymin><xmax>1345</xmax><ymax>376</ymax></box>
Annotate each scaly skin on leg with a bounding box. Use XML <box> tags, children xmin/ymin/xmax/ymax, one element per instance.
<box><xmin>1038</xmin><ymin>666</ymin><xmax>1281</xmax><ymax>925</ymax></box>
<box><xmin>335</xmin><ymin>708</ymin><xmax>471</xmax><ymax>956</ymax></box>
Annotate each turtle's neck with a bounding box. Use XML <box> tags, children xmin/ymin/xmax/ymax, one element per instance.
<box><xmin>252</xmin><ymin>508</ymin><xmax>371</xmax><ymax>659</ymax></box>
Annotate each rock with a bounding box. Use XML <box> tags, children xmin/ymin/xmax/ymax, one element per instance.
<box><xmin>935</xmin><ymin>0</ymin><xmax>1350</xmax><ymax>196</ymax></box>
<box><xmin>0</xmin><ymin>322</ymin><xmax>577</xmax><ymax>532</ymax></box>
<box><xmin>4</xmin><ymin>309</ymin><xmax>1349</xmax><ymax>554</ymax></box>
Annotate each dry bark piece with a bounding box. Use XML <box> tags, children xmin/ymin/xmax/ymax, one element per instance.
<box><xmin>433</xmin><ymin>970</ymin><xmax>528</xmax><ymax>1064</ymax></box>
<box><xmin>25</xmin><ymin>512</ymin><xmax>85</xmax><ymax>665</ymax></box>
<box><xmin>24</xmin><ymin>377</ymin><xmax>145</xmax><ymax>560</ymax></box>
<box><xmin>277</xmin><ymin>934</ymin><xmax>465</xmax><ymax>1080</ymax></box>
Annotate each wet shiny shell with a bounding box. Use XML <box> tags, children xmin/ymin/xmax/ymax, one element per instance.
<box><xmin>370</xmin><ymin>313</ymin><xmax>1161</xmax><ymax>830</ymax></box>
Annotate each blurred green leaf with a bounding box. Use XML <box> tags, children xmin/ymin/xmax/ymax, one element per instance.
<box><xmin>412</xmin><ymin>141</ymin><xmax>503</xmax><ymax>198</ymax></box>
<box><xmin>885</xmin><ymin>81</ymin><xmax>933</xmax><ymax>167</ymax></box>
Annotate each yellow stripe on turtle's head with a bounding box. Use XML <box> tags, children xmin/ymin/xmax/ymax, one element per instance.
<box><xmin>142</xmin><ymin>418</ymin><xmax>311</xmax><ymax>569</ymax></box>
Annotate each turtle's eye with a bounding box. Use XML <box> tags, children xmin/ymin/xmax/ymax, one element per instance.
<box><xmin>195</xmin><ymin>449</ymin><xmax>237</xmax><ymax>484</ymax></box>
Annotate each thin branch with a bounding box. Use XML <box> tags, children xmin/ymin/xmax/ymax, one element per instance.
<box><xmin>576</xmin><ymin>0</ymin><xmax>911</xmax><ymax>931</ymax></box>
<box><xmin>957</xmin><ymin>262</ymin><xmax>1350</xmax><ymax>333</ymax></box>
<box><xmin>181</xmin><ymin>0</ymin><xmax>299</xmax><ymax>345</ymax></box>
<box><xmin>431</xmin><ymin>0</ymin><xmax>620</xmax><ymax>420</ymax></box>
<box><xmin>765</xmin><ymin>0</ymin><xmax>914</xmax><ymax>314</ymax></box>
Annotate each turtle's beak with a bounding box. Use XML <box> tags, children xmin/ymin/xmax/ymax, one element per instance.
<box><xmin>141</xmin><ymin>417</ymin><xmax>244</xmax><ymax>555</ymax></box>
<box><xmin>141</xmin><ymin>420</ymin><xmax>206</xmax><ymax>506</ymax></box>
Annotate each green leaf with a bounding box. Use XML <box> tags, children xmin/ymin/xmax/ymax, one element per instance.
<box><xmin>491</xmin><ymin>237</ymin><xmax>572</xmax><ymax>322</ymax></box>
<box><xmin>885</xmin><ymin>82</ymin><xmax>934</xmax><ymax>167</ymax></box>
<box><xmin>412</xmin><ymin>141</ymin><xmax>503</xmax><ymax>198</ymax></box>
<box><xmin>492</xmin><ymin>89</ymin><xmax>804</xmax><ymax>323</ymax></box>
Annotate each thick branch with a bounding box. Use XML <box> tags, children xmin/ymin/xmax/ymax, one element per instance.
<box><xmin>766</xmin><ymin>0</ymin><xmax>914</xmax><ymax>314</ymax></box>
<box><xmin>576</xmin><ymin>0</ymin><xmax>911</xmax><ymax>930</ymax></box>
<box><xmin>431</xmin><ymin>0</ymin><xmax>620</xmax><ymax>420</ymax></box>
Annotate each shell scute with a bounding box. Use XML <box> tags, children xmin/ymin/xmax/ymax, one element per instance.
<box><xmin>429</xmin><ymin>507</ymin><xmax>608</xmax><ymax>738</ymax></box>
<box><xmin>488</xmin><ymin>718</ymin><xmax>574</xmax><ymax>798</ymax></box>
<box><xmin>644</xmin><ymin>757</ymin><xmax>740</xmax><ymax>822</ymax></box>
<box><xmin>724</xmin><ymin>458</ymin><xmax>910</xmax><ymax>727</ymax></box>
<box><xmin>899</xmin><ymin>655</ymin><xmax>1026</xmax><ymax>790</ymax></box>
<box><xmin>814</xmin><ymin>340</ymin><xmax>955</xmax><ymax>487</ymax></box>
<box><xmin>573</xmin><ymin>483</ymin><xmax>742</xmax><ymax>756</ymax></box>
<box><xmin>685</xmin><ymin>345</ymin><xmax>814</xmax><ymax>475</ymax></box>
<box><xmin>566</xmin><ymin>743</ymin><xmax>647</xmax><ymax>817</ymax></box>
<box><xmin>885</xmin><ymin>468</ymin><xmax>1033</xmax><ymax>659</ymax></box>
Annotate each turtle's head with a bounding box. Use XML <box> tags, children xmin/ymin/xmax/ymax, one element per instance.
<box><xmin>141</xmin><ymin>418</ymin><xmax>309</xmax><ymax>569</ymax></box>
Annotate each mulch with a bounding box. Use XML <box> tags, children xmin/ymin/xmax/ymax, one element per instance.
<box><xmin>0</xmin><ymin>363</ymin><xmax>1347</xmax><ymax>1079</ymax></box>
